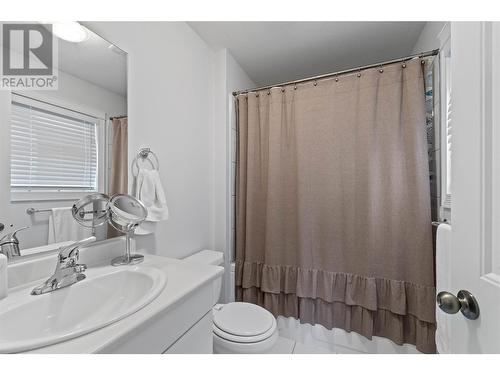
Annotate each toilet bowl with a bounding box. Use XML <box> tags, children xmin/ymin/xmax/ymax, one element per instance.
<box><xmin>212</xmin><ymin>302</ymin><xmax>279</xmax><ymax>354</ymax></box>
<box><xmin>183</xmin><ymin>250</ymin><xmax>279</xmax><ymax>354</ymax></box>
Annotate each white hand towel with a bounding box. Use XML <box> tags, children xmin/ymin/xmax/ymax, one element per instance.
<box><xmin>47</xmin><ymin>207</ymin><xmax>93</xmax><ymax>244</ymax></box>
<box><xmin>436</xmin><ymin>223</ymin><xmax>452</xmax><ymax>354</ymax></box>
<box><xmin>134</xmin><ymin>169</ymin><xmax>169</xmax><ymax>235</ymax></box>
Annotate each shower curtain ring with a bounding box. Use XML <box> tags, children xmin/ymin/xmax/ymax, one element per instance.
<box><xmin>313</xmin><ymin>80</ymin><xmax>317</xmax><ymax>86</ymax></box>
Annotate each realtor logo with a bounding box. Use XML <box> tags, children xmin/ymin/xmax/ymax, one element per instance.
<box><xmin>1</xmin><ymin>23</ymin><xmax>58</xmax><ymax>90</ymax></box>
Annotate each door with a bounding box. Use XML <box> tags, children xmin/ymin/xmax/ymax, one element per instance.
<box><xmin>448</xmin><ymin>21</ymin><xmax>500</xmax><ymax>353</ymax></box>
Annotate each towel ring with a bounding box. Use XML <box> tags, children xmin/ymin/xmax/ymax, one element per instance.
<box><xmin>131</xmin><ymin>147</ymin><xmax>160</xmax><ymax>177</ymax></box>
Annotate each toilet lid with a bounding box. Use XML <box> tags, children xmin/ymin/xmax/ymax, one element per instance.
<box><xmin>213</xmin><ymin>302</ymin><xmax>275</xmax><ymax>337</ymax></box>
<box><xmin>213</xmin><ymin>318</ymin><xmax>277</xmax><ymax>344</ymax></box>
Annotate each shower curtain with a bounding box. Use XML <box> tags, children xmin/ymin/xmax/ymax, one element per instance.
<box><xmin>108</xmin><ymin>117</ymin><xmax>128</xmax><ymax>238</ymax></box>
<box><xmin>110</xmin><ymin>117</ymin><xmax>128</xmax><ymax>195</ymax></box>
<box><xmin>235</xmin><ymin>59</ymin><xmax>436</xmax><ymax>353</ymax></box>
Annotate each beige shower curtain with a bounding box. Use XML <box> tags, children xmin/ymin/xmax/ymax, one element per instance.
<box><xmin>109</xmin><ymin>117</ymin><xmax>128</xmax><ymax>195</ymax></box>
<box><xmin>235</xmin><ymin>59</ymin><xmax>436</xmax><ymax>353</ymax></box>
<box><xmin>108</xmin><ymin>117</ymin><xmax>128</xmax><ymax>238</ymax></box>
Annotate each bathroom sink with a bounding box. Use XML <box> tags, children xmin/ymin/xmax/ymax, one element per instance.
<box><xmin>0</xmin><ymin>265</ymin><xmax>167</xmax><ymax>353</ymax></box>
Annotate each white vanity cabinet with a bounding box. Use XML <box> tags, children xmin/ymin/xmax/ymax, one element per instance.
<box><xmin>102</xmin><ymin>281</ymin><xmax>216</xmax><ymax>354</ymax></box>
<box><xmin>163</xmin><ymin>312</ymin><xmax>213</xmax><ymax>354</ymax></box>
<box><xmin>2</xmin><ymin>238</ymin><xmax>223</xmax><ymax>354</ymax></box>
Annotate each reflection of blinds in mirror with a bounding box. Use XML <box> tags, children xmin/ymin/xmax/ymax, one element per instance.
<box><xmin>444</xmin><ymin>53</ymin><xmax>452</xmax><ymax>207</ymax></box>
<box><xmin>445</xmin><ymin>86</ymin><xmax>452</xmax><ymax>195</ymax></box>
<box><xmin>10</xmin><ymin>99</ymin><xmax>98</xmax><ymax>191</ymax></box>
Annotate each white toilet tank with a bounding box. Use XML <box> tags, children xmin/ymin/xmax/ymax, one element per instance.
<box><xmin>183</xmin><ymin>250</ymin><xmax>224</xmax><ymax>305</ymax></box>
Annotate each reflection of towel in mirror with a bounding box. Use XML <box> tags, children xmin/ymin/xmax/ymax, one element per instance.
<box><xmin>48</xmin><ymin>207</ymin><xmax>93</xmax><ymax>244</ymax></box>
<box><xmin>134</xmin><ymin>169</ymin><xmax>169</xmax><ymax>235</ymax></box>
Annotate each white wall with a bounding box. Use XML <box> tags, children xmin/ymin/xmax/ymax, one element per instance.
<box><xmin>0</xmin><ymin>71</ymin><xmax>126</xmax><ymax>250</ymax></box>
<box><xmin>37</xmin><ymin>70</ymin><xmax>126</xmax><ymax>118</ymax></box>
<box><xmin>85</xmin><ymin>22</ymin><xmax>216</xmax><ymax>259</ymax></box>
<box><xmin>412</xmin><ymin>21</ymin><xmax>447</xmax><ymax>53</ymax></box>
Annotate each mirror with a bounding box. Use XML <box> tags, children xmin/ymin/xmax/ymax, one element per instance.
<box><xmin>70</xmin><ymin>193</ymin><xmax>147</xmax><ymax>266</ymax></box>
<box><xmin>108</xmin><ymin>194</ymin><xmax>147</xmax><ymax>266</ymax></box>
<box><xmin>0</xmin><ymin>22</ymin><xmax>128</xmax><ymax>256</ymax></box>
<box><xmin>72</xmin><ymin>193</ymin><xmax>110</xmax><ymax>229</ymax></box>
<box><xmin>108</xmin><ymin>194</ymin><xmax>148</xmax><ymax>233</ymax></box>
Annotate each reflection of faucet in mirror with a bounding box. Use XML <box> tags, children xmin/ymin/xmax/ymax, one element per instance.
<box><xmin>31</xmin><ymin>236</ymin><xmax>96</xmax><ymax>295</ymax></box>
<box><xmin>0</xmin><ymin>226</ymin><xmax>29</xmax><ymax>260</ymax></box>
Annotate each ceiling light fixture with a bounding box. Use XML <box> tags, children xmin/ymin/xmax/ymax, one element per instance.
<box><xmin>50</xmin><ymin>22</ymin><xmax>89</xmax><ymax>43</ymax></box>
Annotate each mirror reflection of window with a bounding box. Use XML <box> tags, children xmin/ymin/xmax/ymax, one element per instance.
<box><xmin>440</xmin><ymin>34</ymin><xmax>452</xmax><ymax>210</ymax></box>
<box><xmin>445</xmin><ymin>52</ymin><xmax>452</xmax><ymax>199</ymax></box>
<box><xmin>10</xmin><ymin>94</ymin><xmax>102</xmax><ymax>200</ymax></box>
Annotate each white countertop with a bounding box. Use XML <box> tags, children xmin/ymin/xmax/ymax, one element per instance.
<box><xmin>5</xmin><ymin>244</ymin><xmax>223</xmax><ymax>353</ymax></box>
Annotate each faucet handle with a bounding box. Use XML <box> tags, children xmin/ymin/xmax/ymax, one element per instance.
<box><xmin>58</xmin><ymin>236</ymin><xmax>96</xmax><ymax>265</ymax></box>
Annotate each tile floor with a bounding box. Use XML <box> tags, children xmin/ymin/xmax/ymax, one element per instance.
<box><xmin>274</xmin><ymin>316</ymin><xmax>421</xmax><ymax>354</ymax></box>
<box><xmin>268</xmin><ymin>336</ymin><xmax>337</xmax><ymax>354</ymax></box>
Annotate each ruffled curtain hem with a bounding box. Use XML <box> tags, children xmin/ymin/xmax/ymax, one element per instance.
<box><xmin>236</xmin><ymin>260</ymin><xmax>436</xmax><ymax>354</ymax></box>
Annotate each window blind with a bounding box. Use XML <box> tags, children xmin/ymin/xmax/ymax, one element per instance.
<box><xmin>444</xmin><ymin>53</ymin><xmax>452</xmax><ymax>206</ymax></box>
<box><xmin>445</xmin><ymin>87</ymin><xmax>452</xmax><ymax>195</ymax></box>
<box><xmin>10</xmin><ymin>96</ymin><xmax>98</xmax><ymax>192</ymax></box>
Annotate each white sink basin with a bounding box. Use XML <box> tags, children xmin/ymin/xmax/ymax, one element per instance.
<box><xmin>0</xmin><ymin>265</ymin><xmax>167</xmax><ymax>353</ymax></box>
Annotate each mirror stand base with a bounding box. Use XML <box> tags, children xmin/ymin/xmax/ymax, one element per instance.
<box><xmin>111</xmin><ymin>254</ymin><xmax>144</xmax><ymax>266</ymax></box>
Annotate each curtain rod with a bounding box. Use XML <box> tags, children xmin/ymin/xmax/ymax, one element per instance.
<box><xmin>109</xmin><ymin>115</ymin><xmax>127</xmax><ymax>120</ymax></box>
<box><xmin>232</xmin><ymin>49</ymin><xmax>439</xmax><ymax>96</ymax></box>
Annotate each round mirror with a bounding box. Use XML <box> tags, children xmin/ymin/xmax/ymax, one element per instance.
<box><xmin>108</xmin><ymin>194</ymin><xmax>147</xmax><ymax>266</ymax></box>
<box><xmin>108</xmin><ymin>194</ymin><xmax>147</xmax><ymax>232</ymax></box>
<box><xmin>72</xmin><ymin>193</ymin><xmax>110</xmax><ymax>228</ymax></box>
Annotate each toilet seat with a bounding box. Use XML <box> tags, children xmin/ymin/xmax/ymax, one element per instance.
<box><xmin>213</xmin><ymin>302</ymin><xmax>277</xmax><ymax>343</ymax></box>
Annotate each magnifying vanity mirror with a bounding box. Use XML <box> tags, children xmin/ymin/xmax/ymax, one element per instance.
<box><xmin>108</xmin><ymin>194</ymin><xmax>147</xmax><ymax>266</ymax></box>
<box><xmin>71</xmin><ymin>193</ymin><xmax>147</xmax><ymax>266</ymax></box>
<box><xmin>72</xmin><ymin>193</ymin><xmax>110</xmax><ymax>229</ymax></box>
<box><xmin>0</xmin><ymin>22</ymin><xmax>128</xmax><ymax>259</ymax></box>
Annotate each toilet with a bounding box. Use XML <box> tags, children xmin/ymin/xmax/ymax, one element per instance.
<box><xmin>183</xmin><ymin>250</ymin><xmax>279</xmax><ymax>354</ymax></box>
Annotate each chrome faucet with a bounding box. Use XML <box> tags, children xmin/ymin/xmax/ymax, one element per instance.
<box><xmin>0</xmin><ymin>226</ymin><xmax>29</xmax><ymax>259</ymax></box>
<box><xmin>31</xmin><ymin>236</ymin><xmax>96</xmax><ymax>295</ymax></box>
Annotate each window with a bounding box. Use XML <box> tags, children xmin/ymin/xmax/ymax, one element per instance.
<box><xmin>440</xmin><ymin>26</ymin><xmax>452</xmax><ymax>209</ymax></box>
<box><xmin>10</xmin><ymin>94</ymin><xmax>104</xmax><ymax>201</ymax></box>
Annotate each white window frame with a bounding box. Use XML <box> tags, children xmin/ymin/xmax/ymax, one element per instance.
<box><xmin>439</xmin><ymin>23</ymin><xmax>452</xmax><ymax>210</ymax></box>
<box><xmin>10</xmin><ymin>93</ymin><xmax>107</xmax><ymax>202</ymax></box>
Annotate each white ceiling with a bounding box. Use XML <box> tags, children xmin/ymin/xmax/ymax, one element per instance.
<box><xmin>189</xmin><ymin>22</ymin><xmax>427</xmax><ymax>87</ymax></box>
<box><xmin>59</xmin><ymin>24</ymin><xmax>127</xmax><ymax>97</ymax></box>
